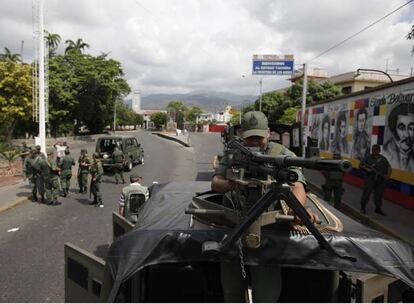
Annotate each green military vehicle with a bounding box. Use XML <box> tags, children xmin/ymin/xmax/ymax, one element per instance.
<box><xmin>95</xmin><ymin>135</ymin><xmax>144</xmax><ymax>171</ymax></box>
<box><xmin>64</xmin><ymin>179</ymin><xmax>414</xmax><ymax>302</ymax></box>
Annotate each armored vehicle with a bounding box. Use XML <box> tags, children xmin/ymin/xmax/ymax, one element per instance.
<box><xmin>65</xmin><ymin>180</ymin><xmax>414</xmax><ymax>302</ymax></box>
<box><xmin>95</xmin><ymin>135</ymin><xmax>144</xmax><ymax>171</ymax></box>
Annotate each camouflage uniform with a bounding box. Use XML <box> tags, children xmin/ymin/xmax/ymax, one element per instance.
<box><xmin>213</xmin><ymin>111</ymin><xmax>307</xmax><ymax>303</ymax></box>
<box><xmin>322</xmin><ymin>171</ymin><xmax>344</xmax><ymax>210</ymax></box>
<box><xmin>78</xmin><ymin>150</ymin><xmax>91</xmax><ymax>193</ymax></box>
<box><xmin>89</xmin><ymin>153</ymin><xmax>104</xmax><ymax>207</ymax></box>
<box><xmin>359</xmin><ymin>149</ymin><xmax>392</xmax><ymax>214</ymax></box>
<box><xmin>31</xmin><ymin>148</ymin><xmax>46</xmax><ymax>203</ymax></box>
<box><xmin>59</xmin><ymin>150</ymin><xmax>75</xmax><ymax>196</ymax></box>
<box><xmin>23</xmin><ymin>150</ymin><xmax>41</xmax><ymax>202</ymax></box>
<box><xmin>112</xmin><ymin>148</ymin><xmax>125</xmax><ymax>184</ymax></box>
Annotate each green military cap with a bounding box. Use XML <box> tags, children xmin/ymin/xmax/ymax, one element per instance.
<box><xmin>241</xmin><ymin>111</ymin><xmax>268</xmax><ymax>139</ymax></box>
<box><xmin>130</xmin><ymin>173</ymin><xmax>142</xmax><ymax>179</ymax></box>
<box><xmin>93</xmin><ymin>152</ymin><xmax>100</xmax><ymax>158</ymax></box>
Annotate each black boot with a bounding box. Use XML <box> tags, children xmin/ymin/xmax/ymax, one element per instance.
<box><xmin>31</xmin><ymin>194</ymin><xmax>38</xmax><ymax>202</ymax></box>
<box><xmin>98</xmin><ymin>198</ymin><xmax>104</xmax><ymax>208</ymax></box>
<box><xmin>62</xmin><ymin>189</ymin><xmax>67</xmax><ymax>197</ymax></box>
<box><xmin>89</xmin><ymin>197</ymin><xmax>97</xmax><ymax>206</ymax></box>
<box><xmin>41</xmin><ymin>195</ymin><xmax>45</xmax><ymax>203</ymax></box>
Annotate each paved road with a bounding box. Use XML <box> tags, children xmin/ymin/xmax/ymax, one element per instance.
<box><xmin>0</xmin><ymin>131</ymin><xmax>221</xmax><ymax>302</ymax></box>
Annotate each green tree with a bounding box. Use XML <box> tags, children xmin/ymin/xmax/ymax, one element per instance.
<box><xmin>48</xmin><ymin>50</ymin><xmax>130</xmax><ymax>134</ymax></box>
<box><xmin>0</xmin><ymin>61</ymin><xmax>32</xmax><ymax>142</ymax></box>
<box><xmin>151</xmin><ymin>112</ymin><xmax>168</xmax><ymax>129</ymax></box>
<box><xmin>278</xmin><ymin>106</ymin><xmax>299</xmax><ymax>124</ymax></box>
<box><xmin>0</xmin><ymin>47</ymin><xmax>21</xmax><ymax>62</ymax></box>
<box><xmin>65</xmin><ymin>38</ymin><xmax>90</xmax><ymax>54</ymax></box>
<box><xmin>186</xmin><ymin>106</ymin><xmax>202</xmax><ymax>123</ymax></box>
<box><xmin>286</xmin><ymin>80</ymin><xmax>342</xmax><ymax>105</ymax></box>
<box><xmin>45</xmin><ymin>30</ymin><xmax>61</xmax><ymax>56</ymax></box>
<box><xmin>167</xmin><ymin>100</ymin><xmax>188</xmax><ymax>129</ymax></box>
<box><xmin>230</xmin><ymin>113</ymin><xmax>241</xmax><ymax>125</ymax></box>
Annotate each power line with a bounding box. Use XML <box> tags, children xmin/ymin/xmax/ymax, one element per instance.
<box><xmin>307</xmin><ymin>0</ymin><xmax>414</xmax><ymax>63</ymax></box>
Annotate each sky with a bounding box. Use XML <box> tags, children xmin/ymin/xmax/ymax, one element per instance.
<box><xmin>1</xmin><ymin>0</ymin><xmax>413</xmax><ymax>96</ymax></box>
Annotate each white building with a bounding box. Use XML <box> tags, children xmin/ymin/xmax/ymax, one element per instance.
<box><xmin>132</xmin><ymin>90</ymin><xmax>142</xmax><ymax>114</ymax></box>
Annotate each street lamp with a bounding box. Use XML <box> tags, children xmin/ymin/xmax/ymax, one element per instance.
<box><xmin>355</xmin><ymin>68</ymin><xmax>393</xmax><ymax>83</ymax></box>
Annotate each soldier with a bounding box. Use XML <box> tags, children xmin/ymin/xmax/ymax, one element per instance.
<box><xmin>59</xmin><ymin>148</ymin><xmax>75</xmax><ymax>197</ymax></box>
<box><xmin>112</xmin><ymin>146</ymin><xmax>125</xmax><ymax>184</ymax></box>
<box><xmin>31</xmin><ymin>145</ymin><xmax>46</xmax><ymax>203</ymax></box>
<box><xmin>89</xmin><ymin>152</ymin><xmax>104</xmax><ymax>207</ymax></box>
<box><xmin>211</xmin><ymin>111</ymin><xmax>319</xmax><ymax>302</ymax></box>
<box><xmin>118</xmin><ymin>174</ymin><xmax>149</xmax><ymax>223</ymax></box>
<box><xmin>321</xmin><ymin>153</ymin><xmax>344</xmax><ymax>210</ymax></box>
<box><xmin>23</xmin><ymin>149</ymin><xmax>41</xmax><ymax>202</ymax></box>
<box><xmin>359</xmin><ymin>144</ymin><xmax>392</xmax><ymax>216</ymax></box>
<box><xmin>77</xmin><ymin>149</ymin><xmax>91</xmax><ymax>193</ymax></box>
<box><xmin>19</xmin><ymin>142</ymin><xmax>31</xmax><ymax>170</ymax></box>
<box><xmin>40</xmin><ymin>149</ymin><xmax>61</xmax><ymax>205</ymax></box>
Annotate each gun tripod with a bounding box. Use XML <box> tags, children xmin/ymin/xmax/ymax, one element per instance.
<box><xmin>201</xmin><ymin>181</ymin><xmax>356</xmax><ymax>262</ymax></box>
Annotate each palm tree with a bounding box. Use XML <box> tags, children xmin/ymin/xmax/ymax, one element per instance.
<box><xmin>44</xmin><ymin>30</ymin><xmax>61</xmax><ymax>56</ymax></box>
<box><xmin>65</xmin><ymin>38</ymin><xmax>90</xmax><ymax>54</ymax></box>
<box><xmin>0</xmin><ymin>47</ymin><xmax>21</xmax><ymax>62</ymax></box>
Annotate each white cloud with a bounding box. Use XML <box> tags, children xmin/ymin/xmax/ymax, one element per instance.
<box><xmin>0</xmin><ymin>0</ymin><xmax>413</xmax><ymax>95</ymax></box>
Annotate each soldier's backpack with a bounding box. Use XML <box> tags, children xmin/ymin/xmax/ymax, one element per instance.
<box><xmin>124</xmin><ymin>189</ymin><xmax>148</xmax><ymax>224</ymax></box>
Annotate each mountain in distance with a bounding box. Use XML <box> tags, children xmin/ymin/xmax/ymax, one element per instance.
<box><xmin>141</xmin><ymin>90</ymin><xmax>257</xmax><ymax>112</ymax></box>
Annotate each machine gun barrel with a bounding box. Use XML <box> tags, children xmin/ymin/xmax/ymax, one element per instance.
<box><xmin>229</xmin><ymin>139</ymin><xmax>352</xmax><ymax>172</ymax></box>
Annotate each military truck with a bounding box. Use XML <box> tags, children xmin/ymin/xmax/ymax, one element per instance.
<box><xmin>64</xmin><ymin>180</ymin><xmax>414</xmax><ymax>302</ymax></box>
<box><xmin>95</xmin><ymin>135</ymin><xmax>144</xmax><ymax>171</ymax></box>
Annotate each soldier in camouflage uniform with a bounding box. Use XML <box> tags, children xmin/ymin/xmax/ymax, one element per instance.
<box><xmin>112</xmin><ymin>146</ymin><xmax>125</xmax><ymax>184</ymax></box>
<box><xmin>31</xmin><ymin>145</ymin><xmax>46</xmax><ymax>203</ymax></box>
<box><xmin>24</xmin><ymin>149</ymin><xmax>41</xmax><ymax>202</ymax></box>
<box><xmin>322</xmin><ymin>153</ymin><xmax>345</xmax><ymax>210</ymax></box>
<box><xmin>211</xmin><ymin>111</ymin><xmax>318</xmax><ymax>303</ymax></box>
<box><xmin>89</xmin><ymin>152</ymin><xmax>104</xmax><ymax>207</ymax></box>
<box><xmin>77</xmin><ymin>149</ymin><xmax>91</xmax><ymax>193</ymax></box>
<box><xmin>40</xmin><ymin>149</ymin><xmax>61</xmax><ymax>205</ymax></box>
<box><xmin>59</xmin><ymin>148</ymin><xmax>75</xmax><ymax>197</ymax></box>
<box><xmin>359</xmin><ymin>144</ymin><xmax>392</xmax><ymax>216</ymax></box>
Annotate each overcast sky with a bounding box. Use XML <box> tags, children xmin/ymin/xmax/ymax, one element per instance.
<box><xmin>1</xmin><ymin>0</ymin><xmax>413</xmax><ymax>96</ymax></box>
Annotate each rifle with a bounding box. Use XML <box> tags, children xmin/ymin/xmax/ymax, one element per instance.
<box><xmin>187</xmin><ymin>139</ymin><xmax>355</xmax><ymax>261</ymax></box>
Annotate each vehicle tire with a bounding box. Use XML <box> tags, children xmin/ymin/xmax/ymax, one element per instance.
<box><xmin>125</xmin><ymin>160</ymin><xmax>133</xmax><ymax>171</ymax></box>
<box><xmin>138</xmin><ymin>154</ymin><xmax>144</xmax><ymax>165</ymax></box>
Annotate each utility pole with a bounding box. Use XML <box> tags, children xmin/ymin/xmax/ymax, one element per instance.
<box><xmin>301</xmin><ymin>63</ymin><xmax>308</xmax><ymax>157</ymax></box>
<box><xmin>259</xmin><ymin>78</ymin><xmax>263</xmax><ymax>112</ymax></box>
<box><xmin>38</xmin><ymin>0</ymin><xmax>46</xmax><ymax>154</ymax></box>
<box><xmin>385</xmin><ymin>58</ymin><xmax>390</xmax><ymax>73</ymax></box>
<box><xmin>20</xmin><ymin>40</ymin><xmax>24</xmax><ymax>62</ymax></box>
<box><xmin>113</xmin><ymin>99</ymin><xmax>117</xmax><ymax>132</ymax></box>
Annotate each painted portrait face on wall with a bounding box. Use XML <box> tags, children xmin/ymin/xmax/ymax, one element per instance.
<box><xmin>395</xmin><ymin>113</ymin><xmax>414</xmax><ymax>153</ymax></box>
<box><xmin>357</xmin><ymin>110</ymin><xmax>367</xmax><ymax>133</ymax></box>
<box><xmin>340</xmin><ymin>119</ymin><xmax>347</xmax><ymax>138</ymax></box>
<box><xmin>322</xmin><ymin>120</ymin><xmax>330</xmax><ymax>140</ymax></box>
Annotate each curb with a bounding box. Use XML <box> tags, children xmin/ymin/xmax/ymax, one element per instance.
<box><xmin>152</xmin><ymin>132</ymin><xmax>191</xmax><ymax>147</ymax></box>
<box><xmin>307</xmin><ymin>181</ymin><xmax>413</xmax><ymax>246</ymax></box>
<box><xmin>0</xmin><ymin>197</ymin><xmax>29</xmax><ymax>213</ymax></box>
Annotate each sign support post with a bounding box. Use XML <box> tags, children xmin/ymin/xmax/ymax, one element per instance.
<box><xmin>301</xmin><ymin>63</ymin><xmax>308</xmax><ymax>157</ymax></box>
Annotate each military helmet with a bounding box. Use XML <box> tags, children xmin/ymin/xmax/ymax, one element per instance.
<box><xmin>93</xmin><ymin>152</ymin><xmax>100</xmax><ymax>159</ymax></box>
<box><xmin>81</xmin><ymin>148</ymin><xmax>87</xmax><ymax>154</ymax></box>
<box><xmin>130</xmin><ymin>173</ymin><xmax>142</xmax><ymax>182</ymax></box>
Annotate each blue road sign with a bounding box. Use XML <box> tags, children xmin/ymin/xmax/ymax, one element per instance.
<box><xmin>252</xmin><ymin>59</ymin><xmax>294</xmax><ymax>75</ymax></box>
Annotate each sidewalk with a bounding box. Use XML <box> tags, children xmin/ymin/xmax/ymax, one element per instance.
<box><xmin>304</xmin><ymin>169</ymin><xmax>414</xmax><ymax>246</ymax></box>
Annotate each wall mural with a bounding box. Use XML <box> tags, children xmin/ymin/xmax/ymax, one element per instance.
<box><xmin>305</xmin><ymin>89</ymin><xmax>414</xmax><ymax>172</ymax></box>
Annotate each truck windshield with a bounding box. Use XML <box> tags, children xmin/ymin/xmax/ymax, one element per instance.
<box><xmin>99</xmin><ymin>139</ymin><xmax>123</xmax><ymax>153</ymax></box>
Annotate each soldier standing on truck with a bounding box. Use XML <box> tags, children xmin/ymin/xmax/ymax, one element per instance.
<box><xmin>112</xmin><ymin>146</ymin><xmax>125</xmax><ymax>184</ymax></box>
<box><xmin>59</xmin><ymin>148</ymin><xmax>75</xmax><ymax>197</ymax></box>
<box><xmin>321</xmin><ymin>153</ymin><xmax>345</xmax><ymax>210</ymax></box>
<box><xmin>77</xmin><ymin>149</ymin><xmax>91</xmax><ymax>193</ymax></box>
<box><xmin>89</xmin><ymin>152</ymin><xmax>104</xmax><ymax>208</ymax></box>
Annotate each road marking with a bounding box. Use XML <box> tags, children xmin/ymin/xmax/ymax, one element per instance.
<box><xmin>7</xmin><ymin>227</ymin><xmax>19</xmax><ymax>233</ymax></box>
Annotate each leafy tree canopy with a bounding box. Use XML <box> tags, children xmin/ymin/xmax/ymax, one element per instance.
<box><xmin>151</xmin><ymin>112</ymin><xmax>168</xmax><ymax>129</ymax></box>
<box><xmin>0</xmin><ymin>47</ymin><xmax>21</xmax><ymax>62</ymax></box>
<box><xmin>0</xmin><ymin>61</ymin><xmax>32</xmax><ymax>142</ymax></box>
<box><xmin>186</xmin><ymin>106</ymin><xmax>203</xmax><ymax>123</ymax></box>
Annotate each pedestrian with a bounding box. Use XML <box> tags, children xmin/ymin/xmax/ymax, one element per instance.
<box><xmin>19</xmin><ymin>142</ymin><xmax>31</xmax><ymax>171</ymax></box>
<box><xmin>118</xmin><ymin>174</ymin><xmax>149</xmax><ymax>224</ymax></box>
<box><xmin>112</xmin><ymin>146</ymin><xmax>125</xmax><ymax>184</ymax></box>
<box><xmin>89</xmin><ymin>152</ymin><xmax>104</xmax><ymax>207</ymax></box>
<box><xmin>77</xmin><ymin>149</ymin><xmax>91</xmax><ymax>193</ymax></box>
<box><xmin>211</xmin><ymin>111</ymin><xmax>319</xmax><ymax>302</ymax></box>
<box><xmin>54</xmin><ymin>141</ymin><xmax>68</xmax><ymax>162</ymax></box>
<box><xmin>359</xmin><ymin>144</ymin><xmax>392</xmax><ymax>216</ymax></box>
<box><xmin>43</xmin><ymin>149</ymin><xmax>61</xmax><ymax>205</ymax></box>
<box><xmin>321</xmin><ymin>153</ymin><xmax>344</xmax><ymax>210</ymax></box>
<box><xmin>23</xmin><ymin>149</ymin><xmax>41</xmax><ymax>202</ymax></box>
<box><xmin>59</xmin><ymin>148</ymin><xmax>75</xmax><ymax>197</ymax></box>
